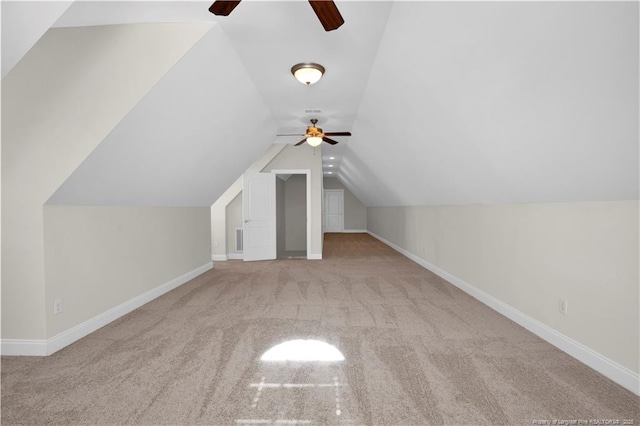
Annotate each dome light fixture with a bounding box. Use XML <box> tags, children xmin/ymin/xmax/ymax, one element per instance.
<box><xmin>291</xmin><ymin>62</ymin><xmax>325</xmax><ymax>85</ymax></box>
<box><xmin>306</xmin><ymin>136</ymin><xmax>323</xmax><ymax>147</ymax></box>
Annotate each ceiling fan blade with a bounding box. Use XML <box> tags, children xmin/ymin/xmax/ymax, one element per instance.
<box><xmin>209</xmin><ymin>0</ymin><xmax>241</xmax><ymax>16</ymax></box>
<box><xmin>277</xmin><ymin>134</ymin><xmax>305</xmax><ymax>137</ymax></box>
<box><xmin>324</xmin><ymin>131</ymin><xmax>352</xmax><ymax>136</ymax></box>
<box><xmin>294</xmin><ymin>138</ymin><xmax>308</xmax><ymax>146</ymax></box>
<box><xmin>308</xmin><ymin>1</ymin><xmax>345</xmax><ymax>31</ymax></box>
<box><xmin>322</xmin><ymin>137</ymin><xmax>339</xmax><ymax>145</ymax></box>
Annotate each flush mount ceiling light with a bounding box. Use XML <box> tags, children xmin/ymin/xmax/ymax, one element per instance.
<box><xmin>291</xmin><ymin>62</ymin><xmax>325</xmax><ymax>85</ymax></box>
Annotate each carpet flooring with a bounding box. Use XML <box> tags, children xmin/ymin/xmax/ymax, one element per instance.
<box><xmin>2</xmin><ymin>233</ymin><xmax>638</xmax><ymax>425</ymax></box>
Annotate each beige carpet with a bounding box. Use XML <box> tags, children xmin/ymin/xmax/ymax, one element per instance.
<box><xmin>2</xmin><ymin>233</ymin><xmax>638</xmax><ymax>425</ymax></box>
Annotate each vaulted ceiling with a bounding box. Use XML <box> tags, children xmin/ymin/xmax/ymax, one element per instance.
<box><xmin>3</xmin><ymin>1</ymin><xmax>638</xmax><ymax>207</ymax></box>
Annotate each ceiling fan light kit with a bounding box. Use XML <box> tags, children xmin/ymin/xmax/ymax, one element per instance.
<box><xmin>291</xmin><ymin>62</ymin><xmax>325</xmax><ymax>85</ymax></box>
<box><xmin>306</xmin><ymin>136</ymin><xmax>323</xmax><ymax>147</ymax></box>
<box><xmin>277</xmin><ymin>118</ymin><xmax>352</xmax><ymax>147</ymax></box>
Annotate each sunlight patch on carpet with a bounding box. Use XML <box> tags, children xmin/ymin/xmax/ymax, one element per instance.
<box><xmin>260</xmin><ymin>340</ymin><xmax>345</xmax><ymax>362</ymax></box>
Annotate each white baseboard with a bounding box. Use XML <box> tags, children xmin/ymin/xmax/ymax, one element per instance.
<box><xmin>307</xmin><ymin>253</ymin><xmax>322</xmax><ymax>260</ymax></box>
<box><xmin>227</xmin><ymin>253</ymin><xmax>243</xmax><ymax>260</ymax></box>
<box><xmin>342</xmin><ymin>229</ymin><xmax>367</xmax><ymax>233</ymax></box>
<box><xmin>1</xmin><ymin>262</ymin><xmax>213</xmax><ymax>357</ymax></box>
<box><xmin>367</xmin><ymin>231</ymin><xmax>640</xmax><ymax>396</ymax></box>
<box><xmin>1</xmin><ymin>339</ymin><xmax>48</xmax><ymax>356</ymax></box>
<box><xmin>212</xmin><ymin>254</ymin><xmax>227</xmax><ymax>261</ymax></box>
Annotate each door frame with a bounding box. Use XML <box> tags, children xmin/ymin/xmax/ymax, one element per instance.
<box><xmin>270</xmin><ymin>169</ymin><xmax>311</xmax><ymax>259</ymax></box>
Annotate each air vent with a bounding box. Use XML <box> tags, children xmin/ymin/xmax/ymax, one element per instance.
<box><xmin>235</xmin><ymin>228</ymin><xmax>243</xmax><ymax>252</ymax></box>
<box><xmin>304</xmin><ymin>109</ymin><xmax>322</xmax><ymax>114</ymax></box>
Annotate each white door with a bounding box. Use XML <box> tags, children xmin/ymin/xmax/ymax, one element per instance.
<box><xmin>243</xmin><ymin>172</ymin><xmax>276</xmax><ymax>261</ymax></box>
<box><xmin>323</xmin><ymin>189</ymin><xmax>344</xmax><ymax>232</ymax></box>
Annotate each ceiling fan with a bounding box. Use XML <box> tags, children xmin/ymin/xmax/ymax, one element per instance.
<box><xmin>278</xmin><ymin>119</ymin><xmax>352</xmax><ymax>147</ymax></box>
<box><xmin>208</xmin><ymin>1</ymin><xmax>345</xmax><ymax>32</ymax></box>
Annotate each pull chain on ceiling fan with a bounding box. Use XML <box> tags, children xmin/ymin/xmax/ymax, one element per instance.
<box><xmin>278</xmin><ymin>119</ymin><xmax>352</xmax><ymax>147</ymax></box>
<box><xmin>208</xmin><ymin>0</ymin><xmax>345</xmax><ymax>31</ymax></box>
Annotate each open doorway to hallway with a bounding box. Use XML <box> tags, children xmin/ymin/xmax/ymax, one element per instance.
<box><xmin>275</xmin><ymin>173</ymin><xmax>307</xmax><ymax>259</ymax></box>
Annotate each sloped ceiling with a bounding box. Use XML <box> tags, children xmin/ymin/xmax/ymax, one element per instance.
<box><xmin>344</xmin><ymin>2</ymin><xmax>639</xmax><ymax>206</ymax></box>
<box><xmin>48</xmin><ymin>24</ymin><xmax>276</xmax><ymax>206</ymax></box>
<box><xmin>7</xmin><ymin>1</ymin><xmax>639</xmax><ymax>208</ymax></box>
<box><xmin>1</xmin><ymin>1</ymin><xmax>73</xmax><ymax>78</ymax></box>
<box><xmin>3</xmin><ymin>20</ymin><xmax>214</xmax><ymax>206</ymax></box>
<box><xmin>47</xmin><ymin>0</ymin><xmax>392</xmax><ymax>206</ymax></box>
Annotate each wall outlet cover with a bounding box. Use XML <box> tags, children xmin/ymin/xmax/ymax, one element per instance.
<box><xmin>558</xmin><ymin>299</ymin><xmax>568</xmax><ymax>315</ymax></box>
<box><xmin>54</xmin><ymin>298</ymin><xmax>63</xmax><ymax>315</ymax></box>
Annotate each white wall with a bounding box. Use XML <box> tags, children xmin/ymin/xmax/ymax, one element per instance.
<box><xmin>367</xmin><ymin>201</ymin><xmax>639</xmax><ymax>380</ymax></box>
<box><xmin>1</xmin><ymin>23</ymin><xmax>210</xmax><ymax>340</ymax></box>
<box><xmin>323</xmin><ymin>177</ymin><xmax>367</xmax><ymax>231</ymax></box>
<box><xmin>43</xmin><ymin>206</ymin><xmax>211</xmax><ymax>338</ymax></box>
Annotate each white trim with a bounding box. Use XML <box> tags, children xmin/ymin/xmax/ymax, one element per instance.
<box><xmin>1</xmin><ymin>262</ymin><xmax>213</xmax><ymax>357</ymax></box>
<box><xmin>270</xmin><ymin>169</ymin><xmax>312</xmax><ymax>260</ymax></box>
<box><xmin>1</xmin><ymin>339</ymin><xmax>48</xmax><ymax>356</ymax></box>
<box><xmin>367</xmin><ymin>231</ymin><xmax>640</xmax><ymax>396</ymax></box>
<box><xmin>307</xmin><ymin>253</ymin><xmax>322</xmax><ymax>260</ymax></box>
<box><xmin>342</xmin><ymin>229</ymin><xmax>367</xmax><ymax>233</ymax></box>
<box><xmin>212</xmin><ymin>254</ymin><xmax>228</xmax><ymax>261</ymax></box>
<box><xmin>227</xmin><ymin>253</ymin><xmax>243</xmax><ymax>260</ymax></box>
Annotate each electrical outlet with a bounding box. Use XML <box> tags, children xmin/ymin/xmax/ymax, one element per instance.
<box><xmin>53</xmin><ymin>298</ymin><xmax>63</xmax><ymax>315</ymax></box>
<box><xmin>558</xmin><ymin>299</ymin><xmax>567</xmax><ymax>315</ymax></box>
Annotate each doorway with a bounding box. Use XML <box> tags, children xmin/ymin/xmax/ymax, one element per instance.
<box><xmin>272</xmin><ymin>170</ymin><xmax>310</xmax><ymax>259</ymax></box>
<box><xmin>241</xmin><ymin>169</ymin><xmax>312</xmax><ymax>261</ymax></box>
